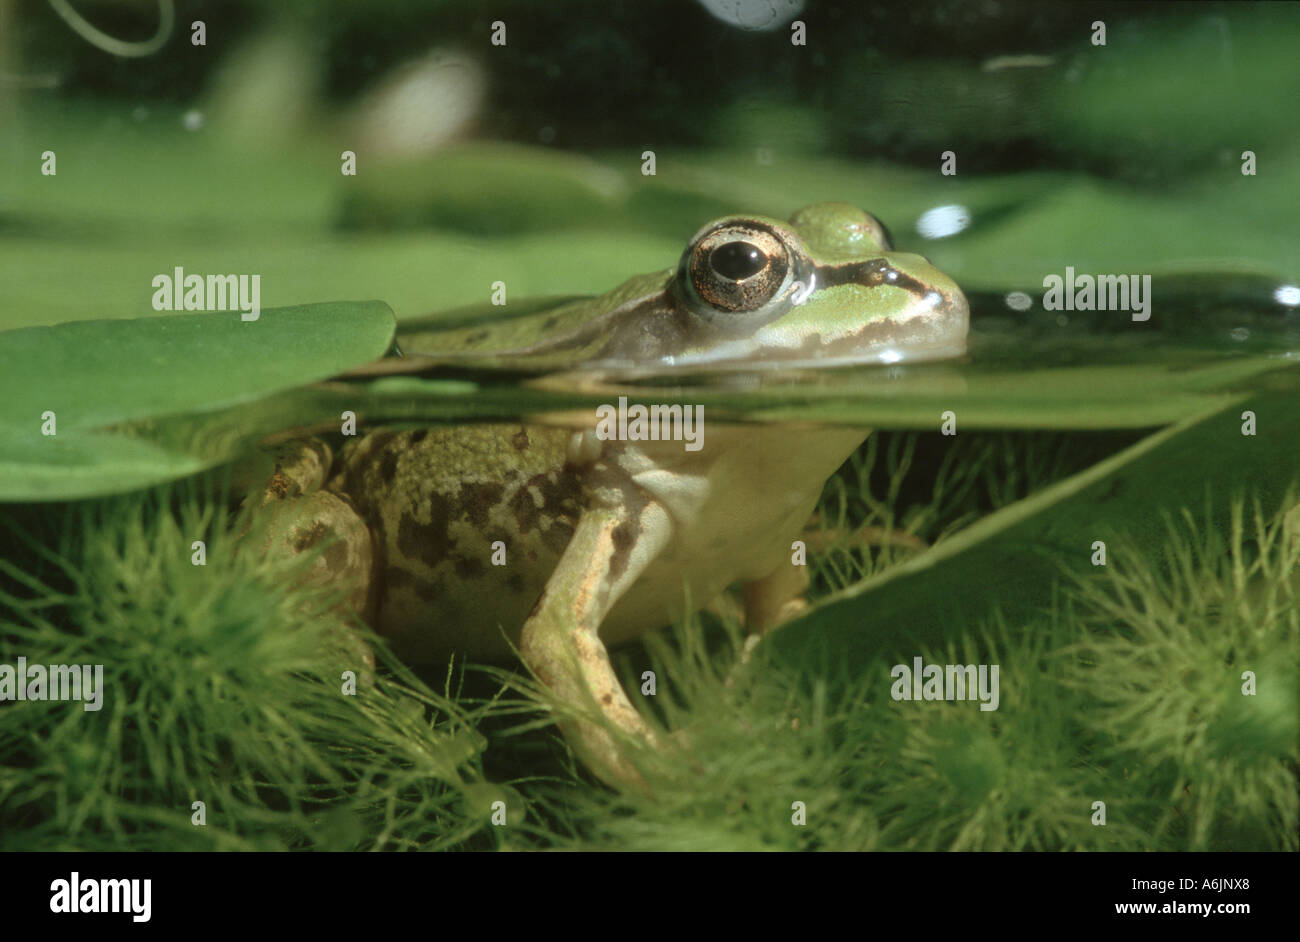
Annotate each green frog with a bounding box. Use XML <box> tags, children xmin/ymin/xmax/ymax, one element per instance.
<box><xmin>258</xmin><ymin>202</ymin><xmax>969</xmax><ymax>786</ymax></box>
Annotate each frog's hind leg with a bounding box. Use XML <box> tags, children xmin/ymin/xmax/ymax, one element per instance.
<box><xmin>519</xmin><ymin>468</ymin><xmax>672</xmax><ymax>789</ymax></box>
<box><xmin>247</xmin><ymin>438</ymin><xmax>377</xmax><ymax>627</ymax></box>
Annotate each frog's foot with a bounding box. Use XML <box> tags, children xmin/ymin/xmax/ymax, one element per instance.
<box><xmin>709</xmin><ymin>562</ymin><xmax>811</xmax><ymax>687</ymax></box>
<box><xmin>743</xmin><ymin>561</ymin><xmax>812</xmax><ymax>637</ymax></box>
<box><xmin>258</xmin><ymin>437</ymin><xmax>336</xmax><ymax>504</ymax></box>
<box><xmin>519</xmin><ymin>468</ymin><xmax>672</xmax><ymax>789</ymax></box>
<box><xmin>245</xmin><ymin>439</ymin><xmax>377</xmax><ymax>672</ymax></box>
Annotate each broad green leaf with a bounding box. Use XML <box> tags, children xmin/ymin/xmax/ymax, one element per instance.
<box><xmin>765</xmin><ymin>385</ymin><xmax>1300</xmax><ymax>676</ymax></box>
<box><xmin>0</xmin><ymin>301</ymin><xmax>394</xmax><ymax>433</ymax></box>
<box><xmin>0</xmin><ymin>301</ymin><xmax>393</xmax><ymax>500</ymax></box>
<box><xmin>337</xmin><ymin>143</ymin><xmax>635</xmax><ymax>234</ymax></box>
<box><xmin>0</xmin><ymin>428</ymin><xmax>207</xmax><ymax>502</ymax></box>
<box><xmin>1046</xmin><ymin>15</ymin><xmax>1300</xmax><ymax>174</ymax></box>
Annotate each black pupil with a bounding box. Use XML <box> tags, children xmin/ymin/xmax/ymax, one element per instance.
<box><xmin>710</xmin><ymin>241</ymin><xmax>766</xmax><ymax>281</ymax></box>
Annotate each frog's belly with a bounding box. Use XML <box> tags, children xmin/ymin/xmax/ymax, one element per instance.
<box><xmin>332</xmin><ymin>423</ymin><xmax>865</xmax><ymax>661</ymax></box>
<box><xmin>601</xmin><ymin>423</ymin><xmax>867</xmax><ymax>646</ymax></box>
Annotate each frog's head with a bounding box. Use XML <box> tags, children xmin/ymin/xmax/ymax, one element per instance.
<box><xmin>392</xmin><ymin>202</ymin><xmax>968</xmax><ymax>374</ymax></box>
<box><xmin>663</xmin><ymin>201</ymin><xmax>968</xmax><ymax>369</ymax></box>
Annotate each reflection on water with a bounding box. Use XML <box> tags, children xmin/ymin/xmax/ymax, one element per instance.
<box><xmin>368</xmin><ymin>276</ymin><xmax>1300</xmax><ymax>434</ymax></box>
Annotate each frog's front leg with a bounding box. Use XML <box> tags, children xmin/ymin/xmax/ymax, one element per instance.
<box><xmin>519</xmin><ymin>467</ymin><xmax>672</xmax><ymax>788</ymax></box>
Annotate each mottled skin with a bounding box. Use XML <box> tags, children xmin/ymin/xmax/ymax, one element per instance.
<box><xmin>333</xmin><ymin>424</ymin><xmax>582</xmax><ymax>661</ymax></box>
<box><xmin>259</xmin><ymin>203</ymin><xmax>969</xmax><ymax>786</ymax></box>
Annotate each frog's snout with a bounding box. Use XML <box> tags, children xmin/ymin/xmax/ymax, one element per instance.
<box><xmin>923</xmin><ymin>275</ymin><xmax>971</xmax><ymax>350</ymax></box>
<box><xmin>878</xmin><ymin>252</ymin><xmax>970</xmax><ymax>338</ymax></box>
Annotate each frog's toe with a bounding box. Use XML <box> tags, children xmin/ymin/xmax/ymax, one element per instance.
<box><xmin>260</xmin><ymin>438</ymin><xmax>334</xmax><ymax>504</ymax></box>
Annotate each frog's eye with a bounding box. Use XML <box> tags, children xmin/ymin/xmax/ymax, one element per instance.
<box><xmin>677</xmin><ymin>220</ymin><xmax>806</xmax><ymax>330</ymax></box>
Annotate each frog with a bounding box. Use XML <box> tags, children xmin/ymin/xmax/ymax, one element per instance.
<box><xmin>256</xmin><ymin>202</ymin><xmax>969</xmax><ymax>787</ymax></box>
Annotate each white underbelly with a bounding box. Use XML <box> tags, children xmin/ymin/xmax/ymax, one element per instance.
<box><xmin>601</xmin><ymin>423</ymin><xmax>868</xmax><ymax>644</ymax></box>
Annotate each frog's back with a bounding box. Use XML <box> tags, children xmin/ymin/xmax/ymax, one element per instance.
<box><xmin>330</xmin><ymin>424</ymin><xmax>582</xmax><ymax>659</ymax></box>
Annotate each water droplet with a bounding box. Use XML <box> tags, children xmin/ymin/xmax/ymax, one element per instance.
<box><xmin>1274</xmin><ymin>284</ymin><xmax>1300</xmax><ymax>307</ymax></box>
<box><xmin>1005</xmin><ymin>291</ymin><xmax>1032</xmax><ymax>311</ymax></box>
<box><xmin>915</xmin><ymin>204</ymin><xmax>972</xmax><ymax>240</ymax></box>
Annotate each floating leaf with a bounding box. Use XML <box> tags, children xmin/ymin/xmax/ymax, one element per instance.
<box><xmin>0</xmin><ymin>301</ymin><xmax>393</xmax><ymax>500</ymax></box>
<box><xmin>766</xmin><ymin>384</ymin><xmax>1300</xmax><ymax>675</ymax></box>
